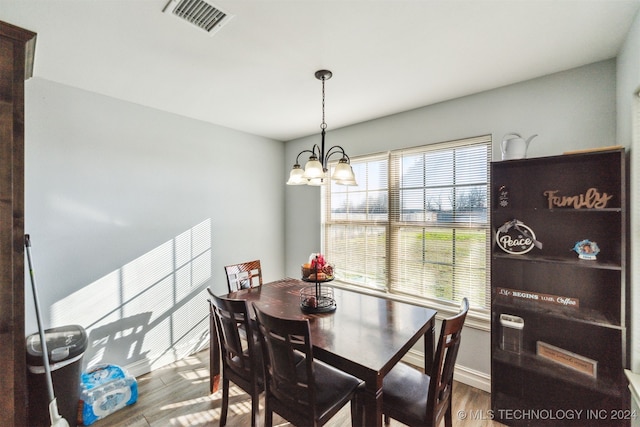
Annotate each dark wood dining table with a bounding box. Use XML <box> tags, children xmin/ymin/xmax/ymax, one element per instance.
<box><xmin>209</xmin><ymin>278</ymin><xmax>437</xmax><ymax>427</ymax></box>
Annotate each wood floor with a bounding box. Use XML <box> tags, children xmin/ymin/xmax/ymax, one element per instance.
<box><xmin>90</xmin><ymin>350</ymin><xmax>506</xmax><ymax>427</ymax></box>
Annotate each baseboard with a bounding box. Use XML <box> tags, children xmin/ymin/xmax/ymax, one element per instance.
<box><xmin>403</xmin><ymin>348</ymin><xmax>491</xmax><ymax>393</ymax></box>
<box><xmin>122</xmin><ymin>328</ymin><xmax>210</xmax><ymax>378</ymax></box>
<box><xmin>125</xmin><ymin>344</ymin><xmax>492</xmax><ymax>393</ymax></box>
<box><xmin>124</xmin><ymin>350</ymin><xmax>193</xmax><ymax>378</ymax></box>
<box><xmin>124</xmin><ymin>357</ymin><xmax>155</xmax><ymax>378</ymax></box>
<box><xmin>454</xmin><ymin>364</ymin><xmax>491</xmax><ymax>392</ymax></box>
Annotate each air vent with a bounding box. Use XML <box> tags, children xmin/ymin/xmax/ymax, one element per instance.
<box><xmin>163</xmin><ymin>0</ymin><xmax>234</xmax><ymax>35</ymax></box>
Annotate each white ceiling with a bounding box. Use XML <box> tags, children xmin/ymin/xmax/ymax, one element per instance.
<box><xmin>2</xmin><ymin>0</ymin><xmax>639</xmax><ymax>141</ymax></box>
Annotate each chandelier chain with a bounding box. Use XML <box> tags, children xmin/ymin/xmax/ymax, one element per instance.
<box><xmin>321</xmin><ymin>75</ymin><xmax>327</xmax><ymax>130</ymax></box>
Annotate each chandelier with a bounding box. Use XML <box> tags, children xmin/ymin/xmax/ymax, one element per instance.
<box><xmin>286</xmin><ymin>70</ymin><xmax>358</xmax><ymax>186</ymax></box>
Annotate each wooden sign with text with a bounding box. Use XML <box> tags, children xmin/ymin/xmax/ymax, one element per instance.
<box><xmin>496</xmin><ymin>287</ymin><xmax>579</xmax><ymax>308</ymax></box>
<box><xmin>537</xmin><ymin>341</ymin><xmax>598</xmax><ymax>378</ymax></box>
<box><xmin>543</xmin><ymin>187</ymin><xmax>613</xmax><ymax>209</ymax></box>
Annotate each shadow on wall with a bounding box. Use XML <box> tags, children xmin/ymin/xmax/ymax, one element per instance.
<box><xmin>51</xmin><ymin>219</ymin><xmax>212</xmax><ymax>377</ymax></box>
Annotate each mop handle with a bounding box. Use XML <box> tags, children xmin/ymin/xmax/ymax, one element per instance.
<box><xmin>25</xmin><ymin>235</ymin><xmax>56</xmax><ymax>403</ymax></box>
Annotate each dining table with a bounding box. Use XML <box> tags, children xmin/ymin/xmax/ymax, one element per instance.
<box><xmin>208</xmin><ymin>277</ymin><xmax>437</xmax><ymax>427</ymax></box>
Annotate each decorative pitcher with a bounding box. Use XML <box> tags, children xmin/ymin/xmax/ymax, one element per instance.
<box><xmin>501</xmin><ymin>133</ymin><xmax>537</xmax><ymax>160</ymax></box>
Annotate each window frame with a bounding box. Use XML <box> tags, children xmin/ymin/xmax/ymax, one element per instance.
<box><xmin>322</xmin><ymin>135</ymin><xmax>491</xmax><ymax>324</ymax></box>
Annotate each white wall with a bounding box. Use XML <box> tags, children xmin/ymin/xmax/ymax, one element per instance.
<box><xmin>24</xmin><ymin>78</ymin><xmax>286</xmax><ymax>375</ymax></box>
<box><xmin>617</xmin><ymin>8</ymin><xmax>640</xmax><ymax>372</ymax></box>
<box><xmin>285</xmin><ymin>59</ymin><xmax>617</xmax><ymax>387</ymax></box>
<box><xmin>22</xmin><ymin>54</ymin><xmax>626</xmax><ymax>385</ymax></box>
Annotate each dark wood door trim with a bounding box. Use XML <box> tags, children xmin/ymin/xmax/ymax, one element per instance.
<box><xmin>0</xmin><ymin>19</ymin><xmax>36</xmax><ymax>427</ymax></box>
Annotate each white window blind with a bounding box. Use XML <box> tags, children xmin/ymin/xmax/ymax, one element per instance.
<box><xmin>323</xmin><ymin>135</ymin><xmax>491</xmax><ymax>310</ymax></box>
<box><xmin>323</xmin><ymin>153</ymin><xmax>389</xmax><ymax>291</ymax></box>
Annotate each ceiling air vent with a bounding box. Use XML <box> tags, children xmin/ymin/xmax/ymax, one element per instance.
<box><xmin>163</xmin><ymin>0</ymin><xmax>234</xmax><ymax>35</ymax></box>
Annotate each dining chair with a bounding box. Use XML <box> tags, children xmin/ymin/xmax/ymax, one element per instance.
<box><xmin>382</xmin><ymin>297</ymin><xmax>469</xmax><ymax>427</ymax></box>
<box><xmin>224</xmin><ymin>260</ymin><xmax>263</xmax><ymax>292</ymax></box>
<box><xmin>209</xmin><ymin>293</ymin><xmax>264</xmax><ymax>427</ymax></box>
<box><xmin>252</xmin><ymin>303</ymin><xmax>364</xmax><ymax>427</ymax></box>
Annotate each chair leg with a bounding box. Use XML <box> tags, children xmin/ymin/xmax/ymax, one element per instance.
<box><xmin>350</xmin><ymin>393</ymin><xmax>363</xmax><ymax>427</ymax></box>
<box><xmin>250</xmin><ymin>388</ymin><xmax>260</xmax><ymax>427</ymax></box>
<box><xmin>384</xmin><ymin>414</ymin><xmax>391</xmax><ymax>425</ymax></box>
<box><xmin>264</xmin><ymin>403</ymin><xmax>273</xmax><ymax>427</ymax></box>
<box><xmin>220</xmin><ymin>377</ymin><xmax>229</xmax><ymax>426</ymax></box>
<box><xmin>444</xmin><ymin>397</ymin><xmax>453</xmax><ymax>427</ymax></box>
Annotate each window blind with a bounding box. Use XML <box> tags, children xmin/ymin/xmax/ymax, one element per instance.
<box><xmin>323</xmin><ymin>153</ymin><xmax>389</xmax><ymax>291</ymax></box>
<box><xmin>323</xmin><ymin>135</ymin><xmax>491</xmax><ymax>310</ymax></box>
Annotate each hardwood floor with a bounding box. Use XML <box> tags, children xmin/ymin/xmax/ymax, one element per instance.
<box><xmin>91</xmin><ymin>350</ymin><xmax>506</xmax><ymax>427</ymax></box>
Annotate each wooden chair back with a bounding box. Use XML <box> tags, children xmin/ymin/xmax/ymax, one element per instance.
<box><xmin>209</xmin><ymin>291</ymin><xmax>263</xmax><ymax>426</ymax></box>
<box><xmin>427</xmin><ymin>297</ymin><xmax>469</xmax><ymax>426</ymax></box>
<box><xmin>224</xmin><ymin>260</ymin><xmax>263</xmax><ymax>292</ymax></box>
<box><xmin>253</xmin><ymin>305</ymin><xmax>316</xmax><ymax>421</ymax></box>
<box><xmin>252</xmin><ymin>304</ymin><xmax>363</xmax><ymax>427</ymax></box>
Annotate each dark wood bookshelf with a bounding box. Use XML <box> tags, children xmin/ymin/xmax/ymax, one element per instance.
<box><xmin>490</xmin><ymin>148</ymin><xmax>630</xmax><ymax>426</ymax></box>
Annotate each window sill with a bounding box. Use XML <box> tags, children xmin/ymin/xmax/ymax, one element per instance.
<box><xmin>329</xmin><ymin>280</ymin><xmax>490</xmax><ymax>332</ymax></box>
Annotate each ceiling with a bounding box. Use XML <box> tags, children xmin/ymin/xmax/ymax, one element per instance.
<box><xmin>2</xmin><ymin>0</ymin><xmax>639</xmax><ymax>141</ymax></box>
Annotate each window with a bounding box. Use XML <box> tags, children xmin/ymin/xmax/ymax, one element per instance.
<box><xmin>323</xmin><ymin>135</ymin><xmax>491</xmax><ymax>311</ymax></box>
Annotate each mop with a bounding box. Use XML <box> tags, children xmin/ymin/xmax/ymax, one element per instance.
<box><xmin>25</xmin><ymin>234</ymin><xmax>70</xmax><ymax>427</ymax></box>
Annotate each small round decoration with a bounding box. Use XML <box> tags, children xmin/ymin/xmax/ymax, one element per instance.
<box><xmin>572</xmin><ymin>239</ymin><xmax>600</xmax><ymax>260</ymax></box>
<box><xmin>496</xmin><ymin>219</ymin><xmax>542</xmax><ymax>255</ymax></box>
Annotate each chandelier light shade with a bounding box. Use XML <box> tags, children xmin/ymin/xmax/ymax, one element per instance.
<box><xmin>286</xmin><ymin>70</ymin><xmax>358</xmax><ymax>186</ymax></box>
<box><xmin>302</xmin><ymin>155</ymin><xmax>324</xmax><ymax>179</ymax></box>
